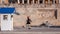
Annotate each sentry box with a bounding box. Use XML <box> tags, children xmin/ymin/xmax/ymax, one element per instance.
<box><xmin>0</xmin><ymin>7</ymin><xmax>15</xmax><ymax>31</ymax></box>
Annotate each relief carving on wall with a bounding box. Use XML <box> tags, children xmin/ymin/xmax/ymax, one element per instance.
<box><xmin>37</xmin><ymin>9</ymin><xmax>54</xmax><ymax>19</ymax></box>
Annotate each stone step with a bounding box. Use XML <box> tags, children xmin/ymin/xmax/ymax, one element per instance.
<box><xmin>0</xmin><ymin>32</ymin><xmax>60</xmax><ymax>34</ymax></box>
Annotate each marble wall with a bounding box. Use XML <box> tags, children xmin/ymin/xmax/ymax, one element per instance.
<box><xmin>13</xmin><ymin>7</ymin><xmax>60</xmax><ymax>27</ymax></box>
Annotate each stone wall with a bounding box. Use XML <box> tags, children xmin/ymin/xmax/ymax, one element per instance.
<box><xmin>0</xmin><ymin>4</ymin><xmax>60</xmax><ymax>27</ymax></box>
<box><xmin>13</xmin><ymin>5</ymin><xmax>60</xmax><ymax>27</ymax></box>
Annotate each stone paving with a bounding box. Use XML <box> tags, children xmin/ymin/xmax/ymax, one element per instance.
<box><xmin>0</xmin><ymin>27</ymin><xmax>60</xmax><ymax>34</ymax></box>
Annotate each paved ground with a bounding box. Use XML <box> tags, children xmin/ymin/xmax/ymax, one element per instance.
<box><xmin>13</xmin><ymin>27</ymin><xmax>60</xmax><ymax>32</ymax></box>
<box><xmin>0</xmin><ymin>32</ymin><xmax>60</xmax><ymax>34</ymax></box>
<box><xmin>0</xmin><ymin>27</ymin><xmax>60</xmax><ymax>34</ymax></box>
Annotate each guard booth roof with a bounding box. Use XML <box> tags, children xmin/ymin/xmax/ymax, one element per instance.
<box><xmin>0</xmin><ymin>7</ymin><xmax>15</xmax><ymax>14</ymax></box>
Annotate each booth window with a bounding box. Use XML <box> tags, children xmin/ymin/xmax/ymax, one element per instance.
<box><xmin>11</xmin><ymin>15</ymin><xmax>13</xmax><ymax>18</ymax></box>
<box><xmin>3</xmin><ymin>15</ymin><xmax>8</xmax><ymax>20</ymax></box>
